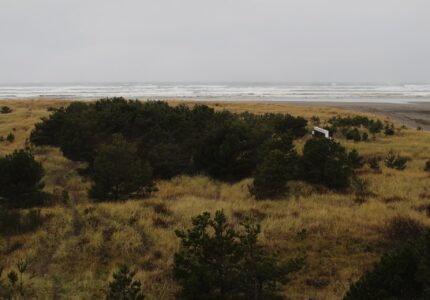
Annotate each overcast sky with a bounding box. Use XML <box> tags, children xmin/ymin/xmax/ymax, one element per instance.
<box><xmin>0</xmin><ymin>0</ymin><xmax>429</xmax><ymax>84</ymax></box>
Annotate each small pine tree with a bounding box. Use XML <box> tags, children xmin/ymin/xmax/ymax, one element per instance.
<box><xmin>0</xmin><ymin>106</ymin><xmax>12</xmax><ymax>114</ymax></box>
<box><xmin>249</xmin><ymin>150</ymin><xmax>292</xmax><ymax>200</ymax></box>
<box><xmin>106</xmin><ymin>265</ymin><xmax>145</xmax><ymax>300</ymax></box>
<box><xmin>368</xmin><ymin>157</ymin><xmax>381</xmax><ymax>172</ymax></box>
<box><xmin>89</xmin><ymin>134</ymin><xmax>154</xmax><ymax>201</ymax></box>
<box><xmin>348</xmin><ymin>149</ymin><xmax>364</xmax><ymax>170</ymax></box>
<box><xmin>173</xmin><ymin>211</ymin><xmax>303</xmax><ymax>300</ymax></box>
<box><xmin>424</xmin><ymin>160</ymin><xmax>430</xmax><ymax>172</ymax></box>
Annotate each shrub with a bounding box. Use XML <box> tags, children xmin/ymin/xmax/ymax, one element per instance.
<box><xmin>6</xmin><ymin>133</ymin><xmax>15</xmax><ymax>143</ymax></box>
<box><xmin>0</xmin><ymin>149</ymin><xmax>46</xmax><ymax>208</ymax></box>
<box><xmin>384</xmin><ymin>124</ymin><xmax>395</xmax><ymax>136</ymax></box>
<box><xmin>425</xmin><ymin>160</ymin><xmax>430</xmax><ymax>172</ymax></box>
<box><xmin>368</xmin><ymin>157</ymin><xmax>381</xmax><ymax>172</ymax></box>
<box><xmin>351</xmin><ymin>176</ymin><xmax>370</xmax><ymax>204</ymax></box>
<box><xmin>384</xmin><ymin>150</ymin><xmax>407</xmax><ymax>170</ymax></box>
<box><xmin>173</xmin><ymin>211</ymin><xmax>304</xmax><ymax>300</ymax></box>
<box><xmin>0</xmin><ymin>259</ymin><xmax>29</xmax><ymax>299</ymax></box>
<box><xmin>0</xmin><ymin>106</ymin><xmax>12</xmax><ymax>114</ymax></box>
<box><xmin>249</xmin><ymin>149</ymin><xmax>295</xmax><ymax>200</ymax></box>
<box><xmin>348</xmin><ymin>149</ymin><xmax>364</xmax><ymax>170</ymax></box>
<box><xmin>106</xmin><ymin>265</ymin><xmax>145</xmax><ymax>300</ymax></box>
<box><xmin>384</xmin><ymin>216</ymin><xmax>427</xmax><ymax>247</ymax></box>
<box><xmin>362</xmin><ymin>132</ymin><xmax>369</xmax><ymax>141</ymax></box>
<box><xmin>300</xmin><ymin>137</ymin><xmax>353</xmax><ymax>189</ymax></box>
<box><xmin>89</xmin><ymin>134</ymin><xmax>154</xmax><ymax>201</ymax></box>
<box><xmin>345</xmin><ymin>128</ymin><xmax>361</xmax><ymax>142</ymax></box>
<box><xmin>344</xmin><ymin>231</ymin><xmax>430</xmax><ymax>300</ymax></box>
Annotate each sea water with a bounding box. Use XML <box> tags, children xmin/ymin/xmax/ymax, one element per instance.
<box><xmin>1</xmin><ymin>83</ymin><xmax>430</xmax><ymax>103</ymax></box>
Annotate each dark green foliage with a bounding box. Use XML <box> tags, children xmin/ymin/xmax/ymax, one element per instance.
<box><xmin>345</xmin><ymin>128</ymin><xmax>361</xmax><ymax>142</ymax></box>
<box><xmin>106</xmin><ymin>265</ymin><xmax>145</xmax><ymax>300</ymax></box>
<box><xmin>249</xmin><ymin>150</ymin><xmax>292</xmax><ymax>200</ymax></box>
<box><xmin>173</xmin><ymin>211</ymin><xmax>303</xmax><ymax>300</ymax></box>
<box><xmin>0</xmin><ymin>206</ymin><xmax>43</xmax><ymax>235</ymax></box>
<box><xmin>348</xmin><ymin>149</ymin><xmax>364</xmax><ymax>170</ymax></box>
<box><xmin>351</xmin><ymin>176</ymin><xmax>370</xmax><ymax>204</ymax></box>
<box><xmin>344</xmin><ymin>231</ymin><xmax>430</xmax><ymax>300</ymax></box>
<box><xmin>300</xmin><ymin>137</ymin><xmax>353</xmax><ymax>189</ymax></box>
<box><xmin>384</xmin><ymin>150</ymin><xmax>407</xmax><ymax>170</ymax></box>
<box><xmin>362</xmin><ymin>132</ymin><xmax>369</xmax><ymax>141</ymax></box>
<box><xmin>424</xmin><ymin>160</ymin><xmax>430</xmax><ymax>172</ymax></box>
<box><xmin>328</xmin><ymin>116</ymin><xmax>383</xmax><ymax>134</ymax></box>
<box><xmin>30</xmin><ymin>98</ymin><xmax>308</xmax><ymax>182</ymax></box>
<box><xmin>384</xmin><ymin>216</ymin><xmax>427</xmax><ymax>247</ymax></box>
<box><xmin>0</xmin><ymin>106</ymin><xmax>12</xmax><ymax>114</ymax></box>
<box><xmin>6</xmin><ymin>132</ymin><xmax>15</xmax><ymax>143</ymax></box>
<box><xmin>89</xmin><ymin>134</ymin><xmax>154</xmax><ymax>201</ymax></box>
<box><xmin>368</xmin><ymin>157</ymin><xmax>381</xmax><ymax>172</ymax></box>
<box><xmin>0</xmin><ymin>149</ymin><xmax>46</xmax><ymax>208</ymax></box>
<box><xmin>384</xmin><ymin>124</ymin><xmax>395</xmax><ymax>136</ymax></box>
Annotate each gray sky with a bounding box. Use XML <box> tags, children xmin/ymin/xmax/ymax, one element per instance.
<box><xmin>1</xmin><ymin>0</ymin><xmax>429</xmax><ymax>83</ymax></box>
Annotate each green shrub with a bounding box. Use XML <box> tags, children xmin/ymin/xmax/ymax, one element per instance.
<box><xmin>6</xmin><ymin>132</ymin><xmax>15</xmax><ymax>143</ymax></box>
<box><xmin>344</xmin><ymin>231</ymin><xmax>430</xmax><ymax>300</ymax></box>
<box><xmin>424</xmin><ymin>160</ymin><xmax>430</xmax><ymax>172</ymax></box>
<box><xmin>0</xmin><ymin>206</ymin><xmax>43</xmax><ymax>235</ymax></box>
<box><xmin>0</xmin><ymin>149</ymin><xmax>46</xmax><ymax>208</ymax></box>
<box><xmin>173</xmin><ymin>210</ymin><xmax>304</xmax><ymax>300</ymax></box>
<box><xmin>0</xmin><ymin>106</ymin><xmax>12</xmax><ymax>114</ymax></box>
<box><xmin>249</xmin><ymin>150</ymin><xmax>293</xmax><ymax>200</ymax></box>
<box><xmin>345</xmin><ymin>128</ymin><xmax>361</xmax><ymax>142</ymax></box>
<box><xmin>384</xmin><ymin>124</ymin><xmax>395</xmax><ymax>136</ymax></box>
<box><xmin>368</xmin><ymin>157</ymin><xmax>381</xmax><ymax>172</ymax></box>
<box><xmin>384</xmin><ymin>150</ymin><xmax>407</xmax><ymax>170</ymax></box>
<box><xmin>106</xmin><ymin>265</ymin><xmax>145</xmax><ymax>300</ymax></box>
<box><xmin>348</xmin><ymin>149</ymin><xmax>364</xmax><ymax>170</ymax></box>
<box><xmin>300</xmin><ymin>137</ymin><xmax>353</xmax><ymax>189</ymax></box>
<box><xmin>89</xmin><ymin>134</ymin><xmax>154</xmax><ymax>201</ymax></box>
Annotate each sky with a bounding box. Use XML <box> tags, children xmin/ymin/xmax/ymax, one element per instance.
<box><xmin>0</xmin><ymin>0</ymin><xmax>429</xmax><ymax>84</ymax></box>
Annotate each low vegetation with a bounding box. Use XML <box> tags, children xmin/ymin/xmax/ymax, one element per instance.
<box><xmin>1</xmin><ymin>99</ymin><xmax>430</xmax><ymax>299</ymax></box>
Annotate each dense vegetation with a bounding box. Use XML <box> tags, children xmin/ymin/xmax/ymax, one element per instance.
<box><xmin>173</xmin><ymin>210</ymin><xmax>304</xmax><ymax>300</ymax></box>
<box><xmin>30</xmin><ymin>98</ymin><xmax>364</xmax><ymax>200</ymax></box>
<box><xmin>0</xmin><ymin>149</ymin><xmax>46</xmax><ymax>208</ymax></box>
<box><xmin>344</xmin><ymin>231</ymin><xmax>430</xmax><ymax>300</ymax></box>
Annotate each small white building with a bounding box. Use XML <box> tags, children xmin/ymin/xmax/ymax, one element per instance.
<box><xmin>312</xmin><ymin>127</ymin><xmax>331</xmax><ymax>139</ymax></box>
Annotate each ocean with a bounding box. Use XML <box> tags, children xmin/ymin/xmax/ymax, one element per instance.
<box><xmin>1</xmin><ymin>83</ymin><xmax>430</xmax><ymax>103</ymax></box>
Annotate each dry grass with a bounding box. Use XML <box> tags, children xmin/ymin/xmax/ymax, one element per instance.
<box><xmin>1</xmin><ymin>99</ymin><xmax>430</xmax><ymax>299</ymax></box>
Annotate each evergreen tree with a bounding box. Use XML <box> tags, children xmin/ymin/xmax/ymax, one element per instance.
<box><xmin>0</xmin><ymin>149</ymin><xmax>45</xmax><ymax>208</ymax></box>
<box><xmin>300</xmin><ymin>137</ymin><xmax>353</xmax><ymax>189</ymax></box>
<box><xmin>106</xmin><ymin>265</ymin><xmax>145</xmax><ymax>300</ymax></box>
<box><xmin>173</xmin><ymin>211</ymin><xmax>303</xmax><ymax>300</ymax></box>
<box><xmin>89</xmin><ymin>134</ymin><xmax>153</xmax><ymax>201</ymax></box>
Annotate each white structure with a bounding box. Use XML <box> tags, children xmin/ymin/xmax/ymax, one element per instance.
<box><xmin>312</xmin><ymin>127</ymin><xmax>331</xmax><ymax>139</ymax></box>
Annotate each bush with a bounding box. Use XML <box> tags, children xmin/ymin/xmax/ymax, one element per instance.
<box><xmin>384</xmin><ymin>216</ymin><xmax>427</xmax><ymax>247</ymax></box>
<box><xmin>384</xmin><ymin>150</ymin><xmax>407</xmax><ymax>170</ymax></box>
<box><xmin>174</xmin><ymin>210</ymin><xmax>304</xmax><ymax>300</ymax></box>
<box><xmin>345</xmin><ymin>128</ymin><xmax>361</xmax><ymax>142</ymax></box>
<box><xmin>0</xmin><ymin>106</ymin><xmax>12</xmax><ymax>114</ymax></box>
<box><xmin>300</xmin><ymin>137</ymin><xmax>353</xmax><ymax>189</ymax></box>
<box><xmin>0</xmin><ymin>149</ymin><xmax>46</xmax><ymax>208</ymax></box>
<box><xmin>384</xmin><ymin>124</ymin><xmax>395</xmax><ymax>136</ymax></box>
<box><xmin>348</xmin><ymin>149</ymin><xmax>364</xmax><ymax>170</ymax></box>
<box><xmin>425</xmin><ymin>160</ymin><xmax>430</xmax><ymax>172</ymax></box>
<box><xmin>249</xmin><ymin>147</ymin><xmax>297</xmax><ymax>200</ymax></box>
<box><xmin>89</xmin><ymin>134</ymin><xmax>154</xmax><ymax>201</ymax></box>
<box><xmin>351</xmin><ymin>176</ymin><xmax>370</xmax><ymax>204</ymax></box>
<box><xmin>6</xmin><ymin>133</ymin><xmax>15</xmax><ymax>143</ymax></box>
<box><xmin>30</xmin><ymin>98</ymin><xmax>308</xmax><ymax>182</ymax></box>
<box><xmin>368</xmin><ymin>157</ymin><xmax>381</xmax><ymax>172</ymax></box>
<box><xmin>106</xmin><ymin>265</ymin><xmax>145</xmax><ymax>300</ymax></box>
<box><xmin>344</xmin><ymin>231</ymin><xmax>430</xmax><ymax>300</ymax></box>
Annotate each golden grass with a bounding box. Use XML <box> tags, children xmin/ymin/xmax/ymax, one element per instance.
<box><xmin>1</xmin><ymin>99</ymin><xmax>430</xmax><ymax>299</ymax></box>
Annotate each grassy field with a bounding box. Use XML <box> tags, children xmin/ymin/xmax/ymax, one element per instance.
<box><xmin>1</xmin><ymin>99</ymin><xmax>430</xmax><ymax>299</ymax></box>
